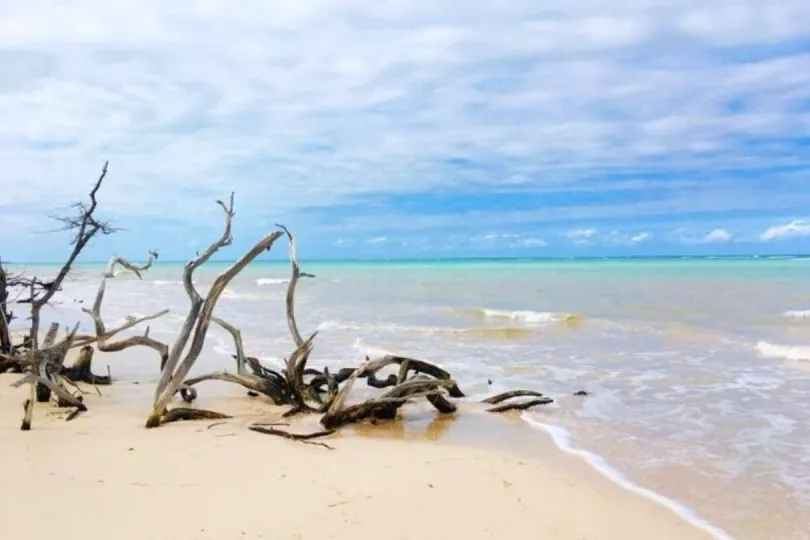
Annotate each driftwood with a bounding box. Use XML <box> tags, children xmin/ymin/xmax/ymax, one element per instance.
<box><xmin>7</xmin><ymin>162</ymin><xmax>116</xmax><ymax>430</ymax></box>
<box><xmin>248</xmin><ymin>424</ymin><xmax>336</xmax><ymax>450</ymax></box>
<box><xmin>0</xmin><ymin>260</ymin><xmax>10</xmax><ymax>355</ymax></box>
<box><xmin>482</xmin><ymin>390</ymin><xmax>545</xmax><ymax>404</ymax></box>
<box><xmin>183</xmin><ymin>371</ymin><xmax>290</xmax><ymax>404</ymax></box>
<box><xmin>162</xmin><ymin>407</ymin><xmax>232</xmax><ymax>424</ymax></box>
<box><xmin>486</xmin><ymin>398</ymin><xmax>554</xmax><ymax>413</ymax></box>
<box><xmin>3</xmin><ymin>181</ymin><xmax>566</xmax><ymax>440</ymax></box>
<box><xmin>146</xmin><ymin>195</ymin><xmax>285</xmax><ymax>427</ymax></box>
<box><xmin>62</xmin><ymin>346</ymin><xmax>111</xmax><ymax>385</ymax></box>
<box><xmin>82</xmin><ymin>253</ymin><xmax>169</xmax><ymax>369</ymax></box>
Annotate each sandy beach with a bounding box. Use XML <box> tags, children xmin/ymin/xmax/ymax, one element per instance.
<box><xmin>0</xmin><ymin>366</ymin><xmax>716</xmax><ymax>540</ymax></box>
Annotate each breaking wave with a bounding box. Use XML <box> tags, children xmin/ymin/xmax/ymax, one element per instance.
<box><xmin>757</xmin><ymin>341</ymin><xmax>810</xmax><ymax>362</ymax></box>
<box><xmin>784</xmin><ymin>310</ymin><xmax>810</xmax><ymax>320</ymax></box>
<box><xmin>318</xmin><ymin>320</ymin><xmax>536</xmax><ymax>340</ymax></box>
<box><xmin>461</xmin><ymin>308</ymin><xmax>581</xmax><ymax>324</ymax></box>
<box><xmin>256</xmin><ymin>278</ymin><xmax>289</xmax><ymax>286</ymax></box>
<box><xmin>151</xmin><ymin>280</ymin><xmax>183</xmax><ymax>287</ymax></box>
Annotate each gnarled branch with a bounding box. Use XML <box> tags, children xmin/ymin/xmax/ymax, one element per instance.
<box><xmin>211</xmin><ymin>316</ymin><xmax>247</xmax><ymax>375</ymax></box>
<box><xmin>82</xmin><ymin>254</ymin><xmax>168</xmax><ymax>368</ymax></box>
<box><xmin>148</xmin><ymin>198</ymin><xmax>284</xmax><ymax>427</ymax></box>
<box><xmin>153</xmin><ymin>194</ymin><xmax>235</xmax><ymax>403</ymax></box>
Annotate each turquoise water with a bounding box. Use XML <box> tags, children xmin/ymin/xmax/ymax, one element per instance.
<box><xmin>5</xmin><ymin>255</ymin><xmax>810</xmax><ymax>539</ymax></box>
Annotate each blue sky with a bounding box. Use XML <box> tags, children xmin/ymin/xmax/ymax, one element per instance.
<box><xmin>0</xmin><ymin>1</ymin><xmax>809</xmax><ymax>262</ymax></box>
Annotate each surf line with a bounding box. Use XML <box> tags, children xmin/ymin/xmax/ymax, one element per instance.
<box><xmin>521</xmin><ymin>414</ymin><xmax>736</xmax><ymax>540</ymax></box>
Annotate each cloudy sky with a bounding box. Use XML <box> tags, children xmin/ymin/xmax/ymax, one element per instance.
<box><xmin>1</xmin><ymin>1</ymin><xmax>809</xmax><ymax>261</ymax></box>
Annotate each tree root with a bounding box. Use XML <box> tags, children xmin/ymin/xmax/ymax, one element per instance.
<box><xmin>183</xmin><ymin>371</ymin><xmax>291</xmax><ymax>405</ymax></box>
<box><xmin>486</xmin><ymin>398</ymin><xmax>553</xmax><ymax>413</ymax></box>
<box><xmin>248</xmin><ymin>424</ymin><xmax>336</xmax><ymax>449</ymax></box>
<box><xmin>320</xmin><ymin>398</ymin><xmax>407</xmax><ymax>429</ymax></box>
<box><xmin>161</xmin><ymin>407</ymin><xmax>232</xmax><ymax>424</ymax></box>
<box><xmin>482</xmin><ymin>390</ymin><xmax>544</xmax><ymax>405</ymax></box>
<box><xmin>0</xmin><ymin>356</ymin><xmax>23</xmax><ymax>373</ymax></box>
<box><xmin>426</xmin><ymin>392</ymin><xmax>457</xmax><ymax>413</ymax></box>
<box><xmin>365</xmin><ymin>356</ymin><xmax>465</xmax><ymax>398</ymax></box>
<box><xmin>62</xmin><ymin>346</ymin><xmax>112</xmax><ymax>385</ymax></box>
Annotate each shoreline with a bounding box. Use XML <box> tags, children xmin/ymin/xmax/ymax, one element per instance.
<box><xmin>0</xmin><ymin>370</ymin><xmax>720</xmax><ymax>540</ymax></box>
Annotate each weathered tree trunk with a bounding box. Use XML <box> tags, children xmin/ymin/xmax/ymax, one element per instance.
<box><xmin>62</xmin><ymin>346</ymin><xmax>111</xmax><ymax>385</ymax></box>
<box><xmin>147</xmin><ymin>195</ymin><xmax>285</xmax><ymax>428</ymax></box>
<box><xmin>35</xmin><ymin>323</ymin><xmax>61</xmax><ymax>402</ymax></box>
<box><xmin>0</xmin><ymin>262</ymin><xmax>11</xmax><ymax>355</ymax></box>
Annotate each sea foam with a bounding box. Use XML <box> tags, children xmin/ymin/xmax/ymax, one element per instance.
<box><xmin>756</xmin><ymin>341</ymin><xmax>810</xmax><ymax>361</ymax></box>
<box><xmin>478</xmin><ymin>308</ymin><xmax>579</xmax><ymax>324</ymax></box>
<box><xmin>256</xmin><ymin>278</ymin><xmax>289</xmax><ymax>286</ymax></box>
<box><xmin>784</xmin><ymin>310</ymin><xmax>810</xmax><ymax>319</ymax></box>
<box><xmin>521</xmin><ymin>416</ymin><xmax>736</xmax><ymax>540</ymax></box>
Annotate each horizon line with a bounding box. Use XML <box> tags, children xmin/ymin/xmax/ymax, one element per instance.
<box><xmin>6</xmin><ymin>253</ymin><xmax>810</xmax><ymax>265</ymax></box>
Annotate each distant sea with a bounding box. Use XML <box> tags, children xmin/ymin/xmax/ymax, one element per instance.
<box><xmin>7</xmin><ymin>255</ymin><xmax>810</xmax><ymax>540</ymax></box>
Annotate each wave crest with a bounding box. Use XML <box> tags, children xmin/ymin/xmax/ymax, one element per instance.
<box><xmin>757</xmin><ymin>341</ymin><xmax>810</xmax><ymax>361</ymax></box>
<box><xmin>256</xmin><ymin>278</ymin><xmax>289</xmax><ymax>286</ymax></box>
<box><xmin>319</xmin><ymin>320</ymin><xmax>536</xmax><ymax>340</ymax></box>
<box><xmin>784</xmin><ymin>310</ymin><xmax>810</xmax><ymax>320</ymax></box>
<box><xmin>463</xmin><ymin>308</ymin><xmax>581</xmax><ymax>324</ymax></box>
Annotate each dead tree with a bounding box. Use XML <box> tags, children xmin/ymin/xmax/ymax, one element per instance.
<box><xmin>0</xmin><ymin>259</ymin><xmax>10</xmax><ymax>355</ymax></box>
<box><xmin>81</xmin><ymin>251</ymin><xmax>169</xmax><ymax>373</ymax></box>
<box><xmin>168</xmin><ymin>219</ymin><xmax>555</xmax><ymax>440</ymax></box>
<box><xmin>146</xmin><ymin>194</ymin><xmax>285</xmax><ymax>427</ymax></box>
<box><xmin>29</xmin><ymin>161</ymin><xmax>116</xmax><ymax>353</ymax></box>
<box><xmin>4</xmin><ymin>177</ymin><xmax>558</xmax><ymax>434</ymax></box>
<box><xmin>7</xmin><ymin>162</ymin><xmax>119</xmax><ymax>431</ymax></box>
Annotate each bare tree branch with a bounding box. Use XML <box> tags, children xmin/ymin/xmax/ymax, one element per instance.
<box><xmin>148</xmin><ymin>194</ymin><xmax>284</xmax><ymax>427</ymax></box>
<box><xmin>29</xmin><ymin>161</ymin><xmax>114</xmax><ymax>351</ymax></box>
<box><xmin>154</xmin><ymin>193</ymin><xmax>235</xmax><ymax>403</ymax></box>
<box><xmin>211</xmin><ymin>316</ymin><xmax>246</xmax><ymax>375</ymax></box>
<box><xmin>0</xmin><ymin>259</ymin><xmax>11</xmax><ymax>354</ymax></box>
<box><xmin>276</xmin><ymin>224</ymin><xmax>305</xmax><ymax>348</ymax></box>
<box><xmin>82</xmin><ymin>254</ymin><xmax>169</xmax><ymax>367</ymax></box>
<box><xmin>102</xmin><ymin>250</ymin><xmax>158</xmax><ymax>278</ymax></box>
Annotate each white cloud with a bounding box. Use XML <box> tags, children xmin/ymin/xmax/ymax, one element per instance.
<box><xmin>0</xmin><ymin>0</ymin><xmax>808</xmax><ymax>257</ymax></box>
<box><xmin>467</xmin><ymin>233</ymin><xmax>547</xmax><ymax>249</ymax></box>
<box><xmin>704</xmin><ymin>228</ymin><xmax>733</xmax><ymax>243</ymax></box>
<box><xmin>566</xmin><ymin>228</ymin><xmax>598</xmax><ymax>243</ymax></box>
<box><xmin>513</xmin><ymin>237</ymin><xmax>548</xmax><ymax>248</ymax></box>
<box><xmin>365</xmin><ymin>236</ymin><xmax>388</xmax><ymax>244</ymax></box>
<box><xmin>761</xmin><ymin>220</ymin><xmax>810</xmax><ymax>241</ymax></box>
<box><xmin>480</xmin><ymin>233</ymin><xmax>518</xmax><ymax>242</ymax></box>
<box><xmin>630</xmin><ymin>232</ymin><xmax>652</xmax><ymax>244</ymax></box>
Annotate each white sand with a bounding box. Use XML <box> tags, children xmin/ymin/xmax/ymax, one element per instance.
<box><xmin>0</xmin><ymin>371</ymin><xmax>717</xmax><ymax>540</ymax></box>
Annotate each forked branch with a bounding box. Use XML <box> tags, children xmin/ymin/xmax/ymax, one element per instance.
<box><xmin>148</xmin><ymin>195</ymin><xmax>284</xmax><ymax>427</ymax></box>
<box><xmin>82</xmin><ymin>254</ymin><xmax>169</xmax><ymax>369</ymax></box>
<box><xmin>153</xmin><ymin>193</ymin><xmax>235</xmax><ymax>403</ymax></box>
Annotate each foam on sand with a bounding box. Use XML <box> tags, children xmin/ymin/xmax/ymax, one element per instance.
<box><xmin>521</xmin><ymin>415</ymin><xmax>736</xmax><ymax>540</ymax></box>
<box><xmin>784</xmin><ymin>309</ymin><xmax>810</xmax><ymax>319</ymax></box>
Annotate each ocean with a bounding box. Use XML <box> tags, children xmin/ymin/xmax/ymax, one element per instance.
<box><xmin>8</xmin><ymin>256</ymin><xmax>810</xmax><ymax>540</ymax></box>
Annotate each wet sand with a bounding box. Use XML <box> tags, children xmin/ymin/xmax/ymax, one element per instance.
<box><xmin>0</xmin><ymin>363</ymin><xmax>718</xmax><ymax>540</ymax></box>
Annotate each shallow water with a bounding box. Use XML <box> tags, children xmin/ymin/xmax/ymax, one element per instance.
<box><xmin>9</xmin><ymin>256</ymin><xmax>810</xmax><ymax>540</ymax></box>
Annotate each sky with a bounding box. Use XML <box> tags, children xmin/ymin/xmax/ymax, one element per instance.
<box><xmin>0</xmin><ymin>1</ymin><xmax>809</xmax><ymax>262</ymax></box>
